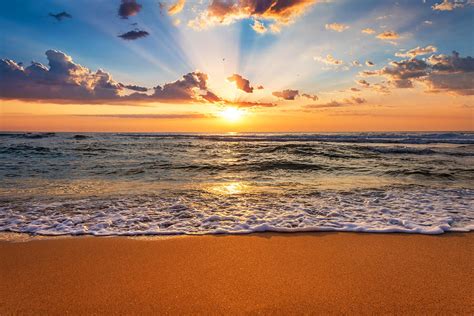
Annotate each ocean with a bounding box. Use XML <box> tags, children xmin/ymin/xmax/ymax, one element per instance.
<box><xmin>0</xmin><ymin>132</ymin><xmax>473</xmax><ymax>236</ymax></box>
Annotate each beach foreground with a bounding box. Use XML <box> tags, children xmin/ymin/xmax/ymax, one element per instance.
<box><xmin>1</xmin><ymin>233</ymin><xmax>473</xmax><ymax>315</ymax></box>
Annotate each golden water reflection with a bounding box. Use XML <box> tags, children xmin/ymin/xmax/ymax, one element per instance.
<box><xmin>210</xmin><ymin>182</ymin><xmax>248</xmax><ymax>195</ymax></box>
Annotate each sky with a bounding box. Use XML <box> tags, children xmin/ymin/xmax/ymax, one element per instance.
<box><xmin>0</xmin><ymin>0</ymin><xmax>473</xmax><ymax>132</ymax></box>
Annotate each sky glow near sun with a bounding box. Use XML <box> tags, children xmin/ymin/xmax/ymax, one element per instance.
<box><xmin>219</xmin><ymin>107</ymin><xmax>245</xmax><ymax>122</ymax></box>
<box><xmin>0</xmin><ymin>0</ymin><xmax>473</xmax><ymax>132</ymax></box>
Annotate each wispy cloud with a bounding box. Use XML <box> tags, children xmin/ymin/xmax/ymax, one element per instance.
<box><xmin>325</xmin><ymin>22</ymin><xmax>349</xmax><ymax>32</ymax></box>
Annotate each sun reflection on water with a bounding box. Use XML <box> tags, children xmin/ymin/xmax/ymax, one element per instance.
<box><xmin>211</xmin><ymin>182</ymin><xmax>248</xmax><ymax>195</ymax></box>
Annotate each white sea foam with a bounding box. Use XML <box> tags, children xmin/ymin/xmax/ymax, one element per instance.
<box><xmin>0</xmin><ymin>187</ymin><xmax>472</xmax><ymax>236</ymax></box>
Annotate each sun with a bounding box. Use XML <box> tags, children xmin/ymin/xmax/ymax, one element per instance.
<box><xmin>219</xmin><ymin>107</ymin><xmax>244</xmax><ymax>122</ymax></box>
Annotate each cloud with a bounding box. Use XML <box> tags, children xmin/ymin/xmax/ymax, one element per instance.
<box><xmin>304</xmin><ymin>96</ymin><xmax>366</xmax><ymax>109</ymax></box>
<box><xmin>167</xmin><ymin>0</ymin><xmax>186</xmax><ymax>15</ymax></box>
<box><xmin>271</xmin><ymin>89</ymin><xmax>317</xmax><ymax>101</ymax></box>
<box><xmin>305</xmin><ymin>101</ymin><xmax>344</xmax><ymax>108</ymax></box>
<box><xmin>423</xmin><ymin>51</ymin><xmax>474</xmax><ymax>95</ymax></box>
<box><xmin>366</xmin><ymin>61</ymin><xmax>375</xmax><ymax>67</ymax></box>
<box><xmin>351</xmin><ymin>97</ymin><xmax>366</xmax><ymax>104</ymax></box>
<box><xmin>152</xmin><ymin>72</ymin><xmax>222</xmax><ymax>102</ymax></box>
<box><xmin>423</xmin><ymin>72</ymin><xmax>474</xmax><ymax>95</ymax></box>
<box><xmin>361</xmin><ymin>28</ymin><xmax>375</xmax><ymax>34</ymax></box>
<box><xmin>356</xmin><ymin>79</ymin><xmax>371</xmax><ymax>87</ymax></box>
<box><xmin>355</xmin><ymin>79</ymin><xmax>391</xmax><ymax>94</ymax></box>
<box><xmin>427</xmin><ymin>51</ymin><xmax>474</xmax><ymax>72</ymax></box>
<box><xmin>122</xmin><ymin>84</ymin><xmax>149</xmax><ymax>92</ymax></box>
<box><xmin>251</xmin><ymin>20</ymin><xmax>267</xmax><ymax>33</ymax></box>
<box><xmin>226</xmin><ymin>101</ymin><xmax>277</xmax><ymax>108</ymax></box>
<box><xmin>269</xmin><ymin>23</ymin><xmax>282</xmax><ymax>33</ymax></box>
<box><xmin>0</xmin><ymin>50</ymin><xmax>226</xmax><ymax>103</ymax></box>
<box><xmin>325</xmin><ymin>23</ymin><xmax>349</xmax><ymax>32</ymax></box>
<box><xmin>359</xmin><ymin>51</ymin><xmax>474</xmax><ymax>95</ymax></box>
<box><xmin>272</xmin><ymin>89</ymin><xmax>299</xmax><ymax>100</ymax></box>
<box><xmin>371</xmin><ymin>83</ymin><xmax>390</xmax><ymax>94</ymax></box>
<box><xmin>314</xmin><ymin>54</ymin><xmax>343</xmax><ymax>65</ymax></box>
<box><xmin>118</xmin><ymin>0</ymin><xmax>142</xmax><ymax>19</ymax></box>
<box><xmin>118</xmin><ymin>29</ymin><xmax>150</xmax><ymax>40</ymax></box>
<box><xmin>49</xmin><ymin>12</ymin><xmax>72</xmax><ymax>21</ymax></box>
<box><xmin>352</xmin><ymin>61</ymin><xmax>362</xmax><ymax>67</ymax></box>
<box><xmin>361</xmin><ymin>58</ymin><xmax>429</xmax><ymax>88</ymax></box>
<box><xmin>0</xmin><ymin>50</ymin><xmax>124</xmax><ymax>102</ymax></box>
<box><xmin>227</xmin><ymin>74</ymin><xmax>254</xmax><ymax>93</ymax></box>
<box><xmin>75</xmin><ymin>113</ymin><xmax>213</xmax><ymax>119</ymax></box>
<box><xmin>376</xmin><ymin>31</ymin><xmax>400</xmax><ymax>40</ymax></box>
<box><xmin>432</xmin><ymin>0</ymin><xmax>469</xmax><ymax>11</ymax></box>
<box><xmin>302</xmin><ymin>93</ymin><xmax>318</xmax><ymax>101</ymax></box>
<box><xmin>188</xmin><ymin>0</ymin><xmax>318</xmax><ymax>33</ymax></box>
<box><xmin>395</xmin><ymin>45</ymin><xmax>437</xmax><ymax>58</ymax></box>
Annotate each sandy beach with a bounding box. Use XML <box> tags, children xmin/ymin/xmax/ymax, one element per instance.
<box><xmin>1</xmin><ymin>232</ymin><xmax>473</xmax><ymax>315</ymax></box>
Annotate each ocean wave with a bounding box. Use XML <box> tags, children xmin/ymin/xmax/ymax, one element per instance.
<box><xmin>71</xmin><ymin>134</ymin><xmax>91</xmax><ymax>140</ymax></box>
<box><xmin>1</xmin><ymin>187</ymin><xmax>472</xmax><ymax>236</ymax></box>
<box><xmin>116</xmin><ymin>132</ymin><xmax>474</xmax><ymax>144</ymax></box>
<box><xmin>0</xmin><ymin>132</ymin><xmax>56</xmax><ymax>139</ymax></box>
<box><xmin>0</xmin><ymin>144</ymin><xmax>62</xmax><ymax>157</ymax></box>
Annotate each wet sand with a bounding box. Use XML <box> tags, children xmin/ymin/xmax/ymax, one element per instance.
<box><xmin>1</xmin><ymin>232</ymin><xmax>473</xmax><ymax>315</ymax></box>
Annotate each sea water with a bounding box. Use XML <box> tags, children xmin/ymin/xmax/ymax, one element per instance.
<box><xmin>0</xmin><ymin>132</ymin><xmax>473</xmax><ymax>236</ymax></box>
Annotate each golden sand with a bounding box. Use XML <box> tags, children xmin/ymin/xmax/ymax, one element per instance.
<box><xmin>1</xmin><ymin>233</ymin><xmax>473</xmax><ymax>314</ymax></box>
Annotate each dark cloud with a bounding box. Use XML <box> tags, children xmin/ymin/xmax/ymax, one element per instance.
<box><xmin>423</xmin><ymin>72</ymin><xmax>474</xmax><ymax>95</ymax></box>
<box><xmin>0</xmin><ymin>50</ymin><xmax>123</xmax><ymax>102</ymax></box>
<box><xmin>122</xmin><ymin>84</ymin><xmax>148</xmax><ymax>92</ymax></box>
<box><xmin>302</xmin><ymin>93</ymin><xmax>318</xmax><ymax>101</ymax></box>
<box><xmin>119</xmin><ymin>0</ymin><xmax>142</xmax><ymax>19</ymax></box>
<box><xmin>272</xmin><ymin>89</ymin><xmax>299</xmax><ymax>100</ymax></box>
<box><xmin>150</xmin><ymin>71</ymin><xmax>222</xmax><ymax>103</ymax></box>
<box><xmin>360</xmin><ymin>58</ymin><xmax>429</xmax><ymax>88</ymax></box>
<box><xmin>423</xmin><ymin>51</ymin><xmax>474</xmax><ymax>95</ymax></box>
<box><xmin>0</xmin><ymin>50</ymin><xmax>223</xmax><ymax>104</ymax></box>
<box><xmin>427</xmin><ymin>51</ymin><xmax>474</xmax><ymax>73</ymax></box>
<box><xmin>118</xmin><ymin>29</ymin><xmax>150</xmax><ymax>40</ymax></box>
<box><xmin>356</xmin><ymin>79</ymin><xmax>371</xmax><ymax>87</ymax></box>
<box><xmin>360</xmin><ymin>51</ymin><xmax>474</xmax><ymax>95</ymax></box>
<box><xmin>227</xmin><ymin>74</ymin><xmax>254</xmax><ymax>93</ymax></box>
<box><xmin>49</xmin><ymin>12</ymin><xmax>72</xmax><ymax>21</ymax></box>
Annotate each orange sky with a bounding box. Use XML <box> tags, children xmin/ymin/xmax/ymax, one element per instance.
<box><xmin>1</xmin><ymin>91</ymin><xmax>472</xmax><ymax>132</ymax></box>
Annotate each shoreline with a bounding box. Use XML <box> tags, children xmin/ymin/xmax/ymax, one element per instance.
<box><xmin>1</xmin><ymin>232</ymin><xmax>473</xmax><ymax>314</ymax></box>
<box><xmin>1</xmin><ymin>229</ymin><xmax>472</xmax><ymax>242</ymax></box>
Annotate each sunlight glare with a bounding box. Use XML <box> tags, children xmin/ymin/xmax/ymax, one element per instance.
<box><xmin>219</xmin><ymin>107</ymin><xmax>244</xmax><ymax>122</ymax></box>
